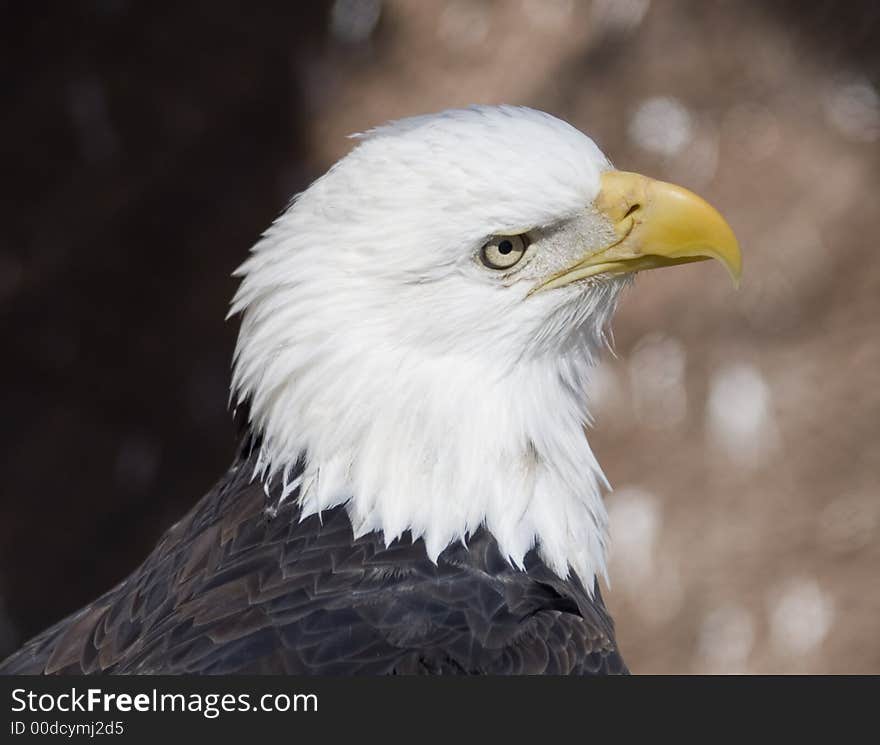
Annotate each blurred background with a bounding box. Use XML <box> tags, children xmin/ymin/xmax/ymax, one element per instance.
<box><xmin>1</xmin><ymin>0</ymin><xmax>877</xmax><ymax>673</ymax></box>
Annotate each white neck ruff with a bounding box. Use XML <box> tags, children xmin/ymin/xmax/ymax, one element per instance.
<box><xmin>235</xmin><ymin>280</ymin><xmax>619</xmax><ymax>587</ymax></box>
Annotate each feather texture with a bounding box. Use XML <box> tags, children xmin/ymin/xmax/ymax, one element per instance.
<box><xmin>0</xmin><ymin>448</ymin><xmax>626</xmax><ymax>675</ymax></box>
<box><xmin>230</xmin><ymin>106</ymin><xmax>624</xmax><ymax>586</ymax></box>
<box><xmin>2</xmin><ymin>107</ymin><xmax>636</xmax><ymax>675</ymax></box>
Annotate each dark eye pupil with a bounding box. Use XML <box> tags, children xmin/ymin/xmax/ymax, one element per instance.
<box><xmin>498</xmin><ymin>239</ymin><xmax>513</xmax><ymax>255</ymax></box>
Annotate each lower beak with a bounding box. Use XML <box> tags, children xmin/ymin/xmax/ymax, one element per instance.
<box><xmin>535</xmin><ymin>171</ymin><xmax>741</xmax><ymax>292</ymax></box>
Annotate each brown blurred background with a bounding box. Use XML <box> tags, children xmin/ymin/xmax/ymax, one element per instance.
<box><xmin>1</xmin><ymin>0</ymin><xmax>877</xmax><ymax>673</ymax></box>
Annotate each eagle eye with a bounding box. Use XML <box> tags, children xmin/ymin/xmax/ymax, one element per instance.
<box><xmin>480</xmin><ymin>234</ymin><xmax>529</xmax><ymax>270</ymax></box>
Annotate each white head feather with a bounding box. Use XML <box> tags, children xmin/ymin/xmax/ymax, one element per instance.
<box><xmin>230</xmin><ymin>106</ymin><xmax>629</xmax><ymax>587</ymax></box>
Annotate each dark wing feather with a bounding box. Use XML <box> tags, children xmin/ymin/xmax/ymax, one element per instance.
<box><xmin>0</xmin><ymin>451</ymin><xmax>627</xmax><ymax>675</ymax></box>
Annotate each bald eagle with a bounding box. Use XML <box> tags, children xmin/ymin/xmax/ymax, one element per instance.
<box><xmin>1</xmin><ymin>106</ymin><xmax>739</xmax><ymax>675</ymax></box>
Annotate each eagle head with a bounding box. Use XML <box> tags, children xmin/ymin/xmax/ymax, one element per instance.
<box><xmin>230</xmin><ymin>106</ymin><xmax>740</xmax><ymax>586</ymax></box>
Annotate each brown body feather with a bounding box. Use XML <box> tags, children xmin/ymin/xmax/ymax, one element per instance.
<box><xmin>0</xmin><ymin>448</ymin><xmax>627</xmax><ymax>675</ymax></box>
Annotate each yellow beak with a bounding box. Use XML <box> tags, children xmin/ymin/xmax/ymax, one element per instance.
<box><xmin>535</xmin><ymin>171</ymin><xmax>741</xmax><ymax>292</ymax></box>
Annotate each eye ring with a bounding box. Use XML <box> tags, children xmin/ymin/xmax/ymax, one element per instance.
<box><xmin>480</xmin><ymin>234</ymin><xmax>529</xmax><ymax>270</ymax></box>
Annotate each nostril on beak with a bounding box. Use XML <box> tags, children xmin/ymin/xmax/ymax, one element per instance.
<box><xmin>623</xmin><ymin>203</ymin><xmax>640</xmax><ymax>219</ymax></box>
